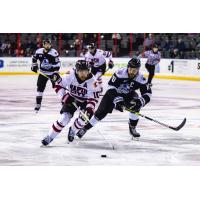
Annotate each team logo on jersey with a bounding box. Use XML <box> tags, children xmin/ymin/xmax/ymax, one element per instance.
<box><xmin>118</xmin><ymin>84</ymin><xmax>130</xmax><ymax>94</ymax></box>
<box><xmin>70</xmin><ymin>84</ymin><xmax>87</xmax><ymax>97</ymax></box>
<box><xmin>41</xmin><ymin>59</ymin><xmax>51</xmax><ymax>69</ymax></box>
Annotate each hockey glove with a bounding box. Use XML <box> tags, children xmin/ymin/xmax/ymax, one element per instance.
<box><xmin>31</xmin><ymin>63</ymin><xmax>38</xmax><ymax>73</ymax></box>
<box><xmin>108</xmin><ymin>60</ymin><xmax>114</xmax><ymax>69</ymax></box>
<box><xmin>89</xmin><ymin>60</ymin><xmax>95</xmax><ymax>67</ymax></box>
<box><xmin>49</xmin><ymin>72</ymin><xmax>61</xmax><ymax>82</ymax></box>
<box><xmin>126</xmin><ymin>97</ymin><xmax>145</xmax><ymax>112</ymax></box>
<box><xmin>113</xmin><ymin>96</ymin><xmax>124</xmax><ymax>112</ymax></box>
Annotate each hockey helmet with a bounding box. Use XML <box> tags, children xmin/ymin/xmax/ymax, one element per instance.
<box><xmin>75</xmin><ymin>60</ymin><xmax>91</xmax><ymax>71</ymax></box>
<box><xmin>87</xmin><ymin>43</ymin><xmax>96</xmax><ymax>49</ymax></box>
<box><xmin>43</xmin><ymin>38</ymin><xmax>52</xmax><ymax>45</ymax></box>
<box><xmin>127</xmin><ymin>56</ymin><xmax>141</xmax><ymax>68</ymax></box>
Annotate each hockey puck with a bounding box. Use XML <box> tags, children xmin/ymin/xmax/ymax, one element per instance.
<box><xmin>101</xmin><ymin>154</ymin><xmax>107</xmax><ymax>158</ymax></box>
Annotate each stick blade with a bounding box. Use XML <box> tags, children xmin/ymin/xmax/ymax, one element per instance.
<box><xmin>171</xmin><ymin>118</ymin><xmax>186</xmax><ymax>131</ymax></box>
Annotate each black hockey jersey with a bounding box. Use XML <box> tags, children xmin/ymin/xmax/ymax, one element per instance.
<box><xmin>107</xmin><ymin>67</ymin><xmax>152</xmax><ymax>105</ymax></box>
<box><xmin>32</xmin><ymin>48</ymin><xmax>61</xmax><ymax>75</ymax></box>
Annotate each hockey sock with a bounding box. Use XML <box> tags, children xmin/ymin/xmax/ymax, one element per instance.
<box><xmin>48</xmin><ymin>113</ymin><xmax>72</xmax><ymax>139</ymax></box>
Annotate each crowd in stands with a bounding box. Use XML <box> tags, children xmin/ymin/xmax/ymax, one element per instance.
<box><xmin>1</xmin><ymin>33</ymin><xmax>200</xmax><ymax>59</ymax></box>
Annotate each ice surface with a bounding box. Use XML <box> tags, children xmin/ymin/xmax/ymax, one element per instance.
<box><xmin>0</xmin><ymin>75</ymin><xmax>199</xmax><ymax>165</ymax></box>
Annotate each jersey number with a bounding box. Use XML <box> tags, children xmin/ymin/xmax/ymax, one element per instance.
<box><xmin>111</xmin><ymin>76</ymin><xmax>116</xmax><ymax>83</ymax></box>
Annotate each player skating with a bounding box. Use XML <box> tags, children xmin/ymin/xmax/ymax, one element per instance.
<box><xmin>84</xmin><ymin>43</ymin><xmax>114</xmax><ymax>85</ymax></box>
<box><xmin>31</xmin><ymin>38</ymin><xmax>61</xmax><ymax>112</ymax></box>
<box><xmin>41</xmin><ymin>60</ymin><xmax>101</xmax><ymax>146</ymax></box>
<box><xmin>76</xmin><ymin>57</ymin><xmax>152</xmax><ymax>140</ymax></box>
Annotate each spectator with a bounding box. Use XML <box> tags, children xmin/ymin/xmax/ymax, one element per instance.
<box><xmin>134</xmin><ymin>34</ymin><xmax>144</xmax><ymax>51</ymax></box>
<box><xmin>170</xmin><ymin>49</ymin><xmax>180</xmax><ymax>59</ymax></box>
<box><xmin>74</xmin><ymin>37</ymin><xmax>83</xmax><ymax>56</ymax></box>
<box><xmin>24</xmin><ymin>38</ymin><xmax>37</xmax><ymax>56</ymax></box>
<box><xmin>36</xmin><ymin>36</ymin><xmax>42</xmax><ymax>48</ymax></box>
<box><xmin>1</xmin><ymin>33</ymin><xmax>200</xmax><ymax>59</ymax></box>
<box><xmin>143</xmin><ymin>33</ymin><xmax>154</xmax><ymax>50</ymax></box>
<box><xmin>188</xmin><ymin>39</ymin><xmax>196</xmax><ymax>52</ymax></box>
<box><xmin>112</xmin><ymin>33</ymin><xmax>122</xmax><ymax>56</ymax></box>
<box><xmin>0</xmin><ymin>40</ymin><xmax>14</xmax><ymax>56</ymax></box>
<box><xmin>14</xmin><ymin>42</ymin><xmax>25</xmax><ymax>57</ymax></box>
<box><xmin>162</xmin><ymin>37</ymin><xmax>173</xmax><ymax>51</ymax></box>
<box><xmin>175</xmin><ymin>38</ymin><xmax>186</xmax><ymax>56</ymax></box>
<box><xmin>62</xmin><ymin>41</ymin><xmax>71</xmax><ymax>56</ymax></box>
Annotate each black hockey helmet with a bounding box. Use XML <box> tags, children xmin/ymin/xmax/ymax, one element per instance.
<box><xmin>43</xmin><ymin>38</ymin><xmax>52</xmax><ymax>45</ymax></box>
<box><xmin>87</xmin><ymin>42</ymin><xmax>96</xmax><ymax>49</ymax></box>
<box><xmin>127</xmin><ymin>56</ymin><xmax>141</xmax><ymax>69</ymax></box>
<box><xmin>75</xmin><ymin>60</ymin><xmax>91</xmax><ymax>71</ymax></box>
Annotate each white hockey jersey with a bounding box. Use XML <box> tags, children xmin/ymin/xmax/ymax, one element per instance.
<box><xmin>84</xmin><ymin>49</ymin><xmax>112</xmax><ymax>67</ymax></box>
<box><xmin>54</xmin><ymin>70</ymin><xmax>102</xmax><ymax>110</ymax></box>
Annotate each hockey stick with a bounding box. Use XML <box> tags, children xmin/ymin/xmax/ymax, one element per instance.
<box><xmin>72</xmin><ymin>102</ymin><xmax>115</xmax><ymax>150</ymax></box>
<box><xmin>97</xmin><ymin>67</ymin><xmax>111</xmax><ymax>79</ymax></box>
<box><xmin>38</xmin><ymin>71</ymin><xmax>69</xmax><ymax>91</ymax></box>
<box><xmin>125</xmin><ymin>108</ymin><xmax>186</xmax><ymax>131</ymax></box>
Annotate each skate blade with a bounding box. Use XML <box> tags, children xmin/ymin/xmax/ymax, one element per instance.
<box><xmin>40</xmin><ymin>144</ymin><xmax>48</xmax><ymax>147</ymax></box>
<box><xmin>131</xmin><ymin>136</ymin><xmax>140</xmax><ymax>141</ymax></box>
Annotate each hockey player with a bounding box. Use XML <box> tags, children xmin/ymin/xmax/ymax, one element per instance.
<box><xmin>41</xmin><ymin>60</ymin><xmax>101</xmax><ymax>146</ymax></box>
<box><xmin>76</xmin><ymin>57</ymin><xmax>152</xmax><ymax>140</ymax></box>
<box><xmin>84</xmin><ymin>43</ymin><xmax>114</xmax><ymax>84</ymax></box>
<box><xmin>138</xmin><ymin>43</ymin><xmax>161</xmax><ymax>86</ymax></box>
<box><xmin>31</xmin><ymin>38</ymin><xmax>61</xmax><ymax>112</ymax></box>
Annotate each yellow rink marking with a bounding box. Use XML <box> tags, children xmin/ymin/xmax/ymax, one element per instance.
<box><xmin>0</xmin><ymin>71</ymin><xmax>200</xmax><ymax>82</ymax></box>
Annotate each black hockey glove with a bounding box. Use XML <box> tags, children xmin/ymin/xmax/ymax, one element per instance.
<box><xmin>108</xmin><ymin>60</ymin><xmax>114</xmax><ymax>69</ymax></box>
<box><xmin>31</xmin><ymin>63</ymin><xmax>38</xmax><ymax>73</ymax></box>
<box><xmin>89</xmin><ymin>60</ymin><xmax>95</xmax><ymax>67</ymax></box>
<box><xmin>113</xmin><ymin>96</ymin><xmax>124</xmax><ymax>112</ymax></box>
<box><xmin>126</xmin><ymin>97</ymin><xmax>145</xmax><ymax>112</ymax></box>
<box><xmin>49</xmin><ymin>72</ymin><xmax>61</xmax><ymax>83</ymax></box>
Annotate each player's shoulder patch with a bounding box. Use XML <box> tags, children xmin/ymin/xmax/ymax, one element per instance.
<box><xmin>35</xmin><ymin>48</ymin><xmax>44</xmax><ymax>54</ymax></box>
<box><xmin>135</xmin><ymin>73</ymin><xmax>147</xmax><ymax>84</ymax></box>
<box><xmin>89</xmin><ymin>75</ymin><xmax>99</xmax><ymax>89</ymax></box>
<box><xmin>49</xmin><ymin>48</ymin><xmax>59</xmax><ymax>56</ymax></box>
<box><xmin>115</xmin><ymin>67</ymin><xmax>128</xmax><ymax>78</ymax></box>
